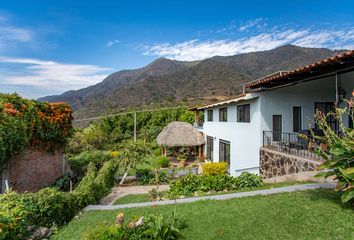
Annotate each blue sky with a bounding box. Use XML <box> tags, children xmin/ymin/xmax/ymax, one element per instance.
<box><xmin>0</xmin><ymin>0</ymin><xmax>354</xmax><ymax>99</ymax></box>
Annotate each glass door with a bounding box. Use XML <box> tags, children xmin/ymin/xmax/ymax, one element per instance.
<box><xmin>206</xmin><ymin>136</ymin><xmax>214</xmax><ymax>161</ymax></box>
<box><xmin>272</xmin><ymin>115</ymin><xmax>282</xmax><ymax>141</ymax></box>
<box><xmin>219</xmin><ymin>140</ymin><xmax>230</xmax><ymax>173</ymax></box>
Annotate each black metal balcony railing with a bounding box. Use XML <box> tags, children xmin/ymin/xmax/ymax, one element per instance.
<box><xmin>262</xmin><ymin>130</ymin><xmax>322</xmax><ymax>160</ymax></box>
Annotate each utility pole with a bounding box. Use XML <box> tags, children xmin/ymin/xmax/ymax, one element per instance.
<box><xmin>134</xmin><ymin>111</ymin><xmax>137</xmax><ymax>142</ymax></box>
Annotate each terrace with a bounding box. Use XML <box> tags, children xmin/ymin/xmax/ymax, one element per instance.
<box><xmin>262</xmin><ymin>130</ymin><xmax>323</xmax><ymax>161</ymax></box>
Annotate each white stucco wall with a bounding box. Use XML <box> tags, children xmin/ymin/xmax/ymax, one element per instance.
<box><xmin>201</xmin><ymin>96</ymin><xmax>261</xmax><ymax>176</ymax></box>
<box><xmin>260</xmin><ymin>73</ymin><xmax>354</xmax><ymax>133</ymax></box>
<box><xmin>198</xmin><ymin>70</ymin><xmax>354</xmax><ymax>177</ymax></box>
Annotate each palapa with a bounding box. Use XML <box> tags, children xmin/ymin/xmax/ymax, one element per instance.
<box><xmin>156</xmin><ymin>121</ymin><xmax>205</xmax><ymax>147</ymax></box>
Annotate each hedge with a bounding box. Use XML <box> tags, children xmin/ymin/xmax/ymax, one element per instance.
<box><xmin>168</xmin><ymin>172</ymin><xmax>263</xmax><ymax>198</ymax></box>
<box><xmin>0</xmin><ymin>161</ymin><xmax>119</xmax><ymax>240</ymax></box>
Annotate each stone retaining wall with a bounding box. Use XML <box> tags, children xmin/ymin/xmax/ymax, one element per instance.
<box><xmin>260</xmin><ymin>147</ymin><xmax>322</xmax><ymax>179</ymax></box>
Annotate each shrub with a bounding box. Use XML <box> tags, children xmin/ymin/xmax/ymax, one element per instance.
<box><xmin>0</xmin><ymin>189</ymin><xmax>79</xmax><ymax>239</ymax></box>
<box><xmin>151</xmin><ymin>169</ymin><xmax>170</xmax><ymax>185</ymax></box>
<box><xmin>94</xmin><ymin>160</ymin><xmax>118</xmax><ymax>198</ymax></box>
<box><xmin>168</xmin><ymin>173</ymin><xmax>262</xmax><ymax>198</ymax></box>
<box><xmin>0</xmin><ymin>112</ymin><xmax>29</xmax><ymax>166</ymax></box>
<box><xmin>32</xmin><ymin>188</ymin><xmax>77</xmax><ymax>227</ymax></box>
<box><xmin>0</xmin><ymin>191</ymin><xmax>35</xmax><ymax>240</ymax></box>
<box><xmin>157</xmin><ymin>156</ymin><xmax>170</xmax><ymax>168</ymax></box>
<box><xmin>51</xmin><ymin>174</ymin><xmax>72</xmax><ymax>191</ymax></box>
<box><xmin>0</xmin><ymin>159</ymin><xmax>120</xmax><ymax>240</ymax></box>
<box><xmin>69</xmin><ymin>150</ymin><xmax>113</xmax><ymax>177</ymax></box>
<box><xmin>73</xmin><ymin>163</ymin><xmax>98</xmax><ymax>208</ymax></box>
<box><xmin>74</xmin><ymin>160</ymin><xmax>119</xmax><ymax>207</ymax></box>
<box><xmin>202</xmin><ymin>162</ymin><xmax>228</xmax><ymax>176</ymax></box>
<box><xmin>237</xmin><ymin>172</ymin><xmax>263</xmax><ymax>189</ymax></box>
<box><xmin>148</xmin><ymin>188</ymin><xmax>164</xmax><ymax>201</ymax></box>
<box><xmin>136</xmin><ymin>167</ymin><xmax>151</xmax><ymax>178</ymax></box>
<box><xmin>310</xmin><ymin>106</ymin><xmax>354</xmax><ymax>203</ymax></box>
<box><xmin>82</xmin><ymin>211</ymin><xmax>184</xmax><ymax>240</ymax></box>
<box><xmin>137</xmin><ymin>168</ymin><xmax>170</xmax><ymax>185</ymax></box>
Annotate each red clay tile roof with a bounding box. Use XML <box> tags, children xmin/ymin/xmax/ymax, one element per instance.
<box><xmin>189</xmin><ymin>93</ymin><xmax>249</xmax><ymax>110</ymax></box>
<box><xmin>245</xmin><ymin>50</ymin><xmax>354</xmax><ymax>89</ymax></box>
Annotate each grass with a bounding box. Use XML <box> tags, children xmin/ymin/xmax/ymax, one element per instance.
<box><xmin>113</xmin><ymin>193</ymin><xmax>153</xmax><ymax>204</ymax></box>
<box><xmin>117</xmin><ymin>157</ymin><xmax>161</xmax><ymax>176</ymax></box>
<box><xmin>52</xmin><ymin>189</ymin><xmax>354</xmax><ymax>240</ymax></box>
<box><xmin>112</xmin><ymin>181</ymin><xmax>314</xmax><ymax>205</ymax></box>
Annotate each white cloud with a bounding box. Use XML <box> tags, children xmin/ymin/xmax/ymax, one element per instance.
<box><xmin>106</xmin><ymin>39</ymin><xmax>120</xmax><ymax>47</ymax></box>
<box><xmin>239</xmin><ymin>18</ymin><xmax>267</xmax><ymax>31</ymax></box>
<box><xmin>0</xmin><ymin>14</ymin><xmax>34</xmax><ymax>52</ymax></box>
<box><xmin>0</xmin><ymin>57</ymin><xmax>112</xmax><ymax>92</ymax></box>
<box><xmin>143</xmin><ymin>27</ymin><xmax>354</xmax><ymax>61</ymax></box>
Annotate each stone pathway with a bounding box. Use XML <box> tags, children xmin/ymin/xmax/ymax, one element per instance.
<box><xmin>87</xmin><ymin>183</ymin><xmax>335</xmax><ymax>211</ymax></box>
<box><xmin>99</xmin><ymin>184</ymin><xmax>170</xmax><ymax>205</ymax></box>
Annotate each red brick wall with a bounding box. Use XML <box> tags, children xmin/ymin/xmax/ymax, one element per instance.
<box><xmin>4</xmin><ymin>147</ymin><xmax>69</xmax><ymax>193</ymax></box>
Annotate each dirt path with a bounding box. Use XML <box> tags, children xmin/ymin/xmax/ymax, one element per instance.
<box><xmin>99</xmin><ymin>184</ymin><xmax>170</xmax><ymax>205</ymax></box>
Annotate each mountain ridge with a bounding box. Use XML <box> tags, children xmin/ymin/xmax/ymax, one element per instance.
<box><xmin>39</xmin><ymin>44</ymin><xmax>346</xmax><ymax>119</ymax></box>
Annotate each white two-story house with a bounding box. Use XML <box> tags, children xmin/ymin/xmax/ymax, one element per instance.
<box><xmin>192</xmin><ymin>50</ymin><xmax>354</xmax><ymax>177</ymax></box>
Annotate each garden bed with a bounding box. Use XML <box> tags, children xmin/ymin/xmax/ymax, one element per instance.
<box><xmin>112</xmin><ymin>181</ymin><xmax>314</xmax><ymax>205</ymax></box>
<box><xmin>52</xmin><ymin>189</ymin><xmax>354</xmax><ymax>240</ymax></box>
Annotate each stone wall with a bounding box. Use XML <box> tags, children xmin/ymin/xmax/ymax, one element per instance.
<box><xmin>260</xmin><ymin>147</ymin><xmax>322</xmax><ymax>179</ymax></box>
<box><xmin>1</xmin><ymin>147</ymin><xmax>70</xmax><ymax>193</ymax></box>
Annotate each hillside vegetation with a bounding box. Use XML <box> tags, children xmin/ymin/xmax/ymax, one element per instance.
<box><xmin>40</xmin><ymin>45</ymin><xmax>345</xmax><ymax>119</ymax></box>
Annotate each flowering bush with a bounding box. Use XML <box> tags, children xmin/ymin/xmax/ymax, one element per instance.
<box><xmin>202</xmin><ymin>162</ymin><xmax>228</xmax><ymax>176</ymax></box>
<box><xmin>0</xmin><ymin>93</ymin><xmax>73</xmax><ymax>165</ymax></box>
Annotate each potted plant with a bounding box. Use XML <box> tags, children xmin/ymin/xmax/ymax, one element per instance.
<box><xmin>197</xmin><ymin>155</ymin><xmax>205</xmax><ymax>163</ymax></box>
<box><xmin>177</xmin><ymin>151</ymin><xmax>187</xmax><ymax>167</ymax></box>
<box><xmin>191</xmin><ymin>162</ymin><xmax>198</xmax><ymax>175</ymax></box>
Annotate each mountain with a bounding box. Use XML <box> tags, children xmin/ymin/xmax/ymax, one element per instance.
<box><xmin>39</xmin><ymin>45</ymin><xmax>345</xmax><ymax>120</ymax></box>
<box><xmin>40</xmin><ymin>57</ymin><xmax>196</xmax><ymax>111</ymax></box>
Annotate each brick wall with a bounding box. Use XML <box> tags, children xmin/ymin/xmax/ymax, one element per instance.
<box><xmin>260</xmin><ymin>147</ymin><xmax>322</xmax><ymax>179</ymax></box>
<box><xmin>1</xmin><ymin>147</ymin><xmax>70</xmax><ymax>193</ymax></box>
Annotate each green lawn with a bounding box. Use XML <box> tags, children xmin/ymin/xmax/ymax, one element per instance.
<box><xmin>117</xmin><ymin>157</ymin><xmax>160</xmax><ymax>176</ymax></box>
<box><xmin>112</xmin><ymin>181</ymin><xmax>314</xmax><ymax>205</ymax></box>
<box><xmin>52</xmin><ymin>189</ymin><xmax>354</xmax><ymax>240</ymax></box>
<box><xmin>113</xmin><ymin>193</ymin><xmax>153</xmax><ymax>204</ymax></box>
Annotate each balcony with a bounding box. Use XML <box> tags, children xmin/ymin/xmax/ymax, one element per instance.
<box><xmin>262</xmin><ymin>130</ymin><xmax>323</xmax><ymax>160</ymax></box>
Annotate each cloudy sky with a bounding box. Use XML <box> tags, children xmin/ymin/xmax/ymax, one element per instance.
<box><xmin>0</xmin><ymin>0</ymin><xmax>353</xmax><ymax>99</ymax></box>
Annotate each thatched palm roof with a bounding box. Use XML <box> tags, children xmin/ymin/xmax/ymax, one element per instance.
<box><xmin>157</xmin><ymin>121</ymin><xmax>205</xmax><ymax>147</ymax></box>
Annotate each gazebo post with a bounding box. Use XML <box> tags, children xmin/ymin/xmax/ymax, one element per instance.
<box><xmin>164</xmin><ymin>147</ymin><xmax>167</xmax><ymax>157</ymax></box>
<box><xmin>198</xmin><ymin>145</ymin><xmax>202</xmax><ymax>158</ymax></box>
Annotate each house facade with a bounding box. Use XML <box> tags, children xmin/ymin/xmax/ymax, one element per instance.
<box><xmin>193</xmin><ymin>51</ymin><xmax>354</xmax><ymax>177</ymax></box>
